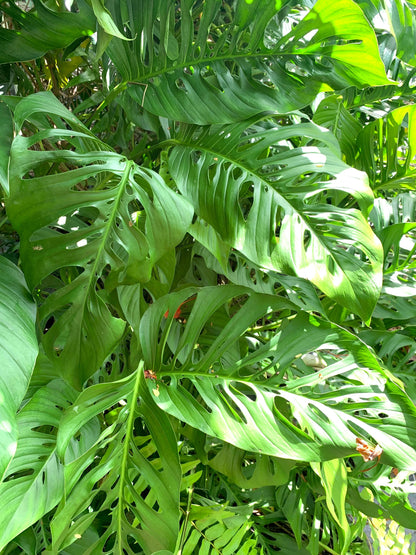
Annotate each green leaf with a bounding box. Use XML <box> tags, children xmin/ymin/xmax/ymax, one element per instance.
<box><xmin>53</xmin><ymin>365</ymin><xmax>181</xmax><ymax>554</ymax></box>
<box><xmin>207</xmin><ymin>443</ymin><xmax>296</xmax><ymax>489</ymax></box>
<box><xmin>285</xmin><ymin>0</ymin><xmax>392</xmax><ymax>86</ymax></box>
<box><xmin>357</xmin><ymin>0</ymin><xmax>416</xmax><ymax>66</ymax></box>
<box><xmin>313</xmin><ymin>95</ymin><xmax>362</xmax><ymax>164</ymax></box>
<box><xmin>311</xmin><ymin>459</ymin><xmax>351</xmax><ymax>553</ymax></box>
<box><xmin>0</xmin><ymin>380</ymin><xmax>82</xmax><ymax>551</ymax></box>
<box><xmin>0</xmin><ymin>101</ymin><xmax>13</xmax><ymax>193</ymax></box>
<box><xmin>0</xmin><ymin>0</ymin><xmax>94</xmax><ymax>64</ymax></box>
<box><xmin>90</xmin><ymin>0</ymin><xmax>132</xmax><ymax>40</ymax></box>
<box><xmin>139</xmin><ymin>287</ymin><xmax>416</xmax><ymax>468</ymax></box>
<box><xmin>6</xmin><ymin>92</ymin><xmax>193</xmax><ymax>388</ymax></box>
<box><xmin>0</xmin><ymin>256</ymin><xmax>38</xmax><ymax>479</ymax></box>
<box><xmin>105</xmin><ymin>0</ymin><xmax>390</xmax><ymax>124</ymax></box>
<box><xmin>169</xmin><ymin>118</ymin><xmax>383</xmax><ymax>320</ymax></box>
<box><xmin>358</xmin><ymin>104</ymin><xmax>416</xmax><ymax>191</ymax></box>
<box><xmin>177</xmin><ymin>503</ymin><xmax>257</xmax><ymax>555</ymax></box>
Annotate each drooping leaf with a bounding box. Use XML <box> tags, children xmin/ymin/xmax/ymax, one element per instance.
<box><xmin>169</xmin><ymin>118</ymin><xmax>383</xmax><ymax>320</ymax></box>
<box><xmin>90</xmin><ymin>0</ymin><xmax>131</xmax><ymax>40</ymax></box>
<box><xmin>53</xmin><ymin>365</ymin><xmax>181</xmax><ymax>555</ymax></box>
<box><xmin>0</xmin><ymin>0</ymin><xmax>94</xmax><ymax>64</ymax></box>
<box><xmin>6</xmin><ymin>92</ymin><xmax>193</xmax><ymax>388</ymax></box>
<box><xmin>0</xmin><ymin>255</ymin><xmax>38</xmax><ymax>479</ymax></box>
<box><xmin>0</xmin><ymin>379</ymin><xmax>89</xmax><ymax>551</ymax></box>
<box><xmin>138</xmin><ymin>286</ymin><xmax>416</xmax><ymax>468</ymax></box>
<box><xmin>104</xmin><ymin>0</ymin><xmax>390</xmax><ymax>124</ymax></box>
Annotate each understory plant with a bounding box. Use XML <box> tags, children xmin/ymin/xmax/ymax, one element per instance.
<box><xmin>0</xmin><ymin>0</ymin><xmax>416</xmax><ymax>553</ymax></box>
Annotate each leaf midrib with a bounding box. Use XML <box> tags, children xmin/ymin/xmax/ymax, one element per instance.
<box><xmin>168</xmin><ymin>137</ymin><xmax>348</xmax><ymax>277</ymax></box>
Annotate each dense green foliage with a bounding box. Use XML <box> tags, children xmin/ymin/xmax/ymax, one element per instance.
<box><xmin>0</xmin><ymin>0</ymin><xmax>416</xmax><ymax>553</ymax></box>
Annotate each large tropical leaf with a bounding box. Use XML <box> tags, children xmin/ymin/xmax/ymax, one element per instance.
<box><xmin>358</xmin><ymin>104</ymin><xmax>416</xmax><ymax>191</ymax></box>
<box><xmin>357</xmin><ymin>0</ymin><xmax>416</xmax><ymax>66</ymax></box>
<box><xmin>138</xmin><ymin>286</ymin><xmax>416</xmax><ymax>469</ymax></box>
<box><xmin>369</xmin><ymin>193</ymin><xmax>416</xmax><ymax>329</ymax></box>
<box><xmin>5</xmin><ymin>92</ymin><xmax>193</xmax><ymax>388</ymax></box>
<box><xmin>313</xmin><ymin>94</ymin><xmax>362</xmax><ymax>164</ymax></box>
<box><xmin>52</xmin><ymin>364</ymin><xmax>181</xmax><ymax>555</ymax></box>
<box><xmin>0</xmin><ymin>256</ymin><xmax>38</xmax><ymax>479</ymax></box>
<box><xmin>169</xmin><ymin>118</ymin><xmax>383</xmax><ymax>320</ymax></box>
<box><xmin>177</xmin><ymin>502</ymin><xmax>258</xmax><ymax>555</ymax></box>
<box><xmin>0</xmin><ymin>0</ymin><xmax>95</xmax><ymax>64</ymax></box>
<box><xmin>105</xmin><ymin>0</ymin><xmax>390</xmax><ymax>124</ymax></box>
<box><xmin>0</xmin><ymin>379</ymin><xmax>95</xmax><ymax>551</ymax></box>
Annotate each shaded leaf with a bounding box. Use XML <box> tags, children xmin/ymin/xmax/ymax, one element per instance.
<box><xmin>0</xmin><ymin>0</ymin><xmax>94</xmax><ymax>64</ymax></box>
<box><xmin>6</xmin><ymin>92</ymin><xmax>193</xmax><ymax>388</ymax></box>
<box><xmin>169</xmin><ymin>118</ymin><xmax>383</xmax><ymax>320</ymax></box>
<box><xmin>106</xmin><ymin>0</ymin><xmax>390</xmax><ymax>124</ymax></box>
<box><xmin>0</xmin><ymin>256</ymin><xmax>37</xmax><ymax>479</ymax></box>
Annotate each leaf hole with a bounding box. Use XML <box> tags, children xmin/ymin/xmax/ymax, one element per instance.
<box><xmin>91</xmin><ymin>490</ymin><xmax>106</xmax><ymax>510</ymax></box>
<box><xmin>103</xmin><ymin>532</ymin><xmax>116</xmax><ymax>551</ymax></box>
<box><xmin>175</xmin><ymin>78</ymin><xmax>186</xmax><ymax>91</ymax></box>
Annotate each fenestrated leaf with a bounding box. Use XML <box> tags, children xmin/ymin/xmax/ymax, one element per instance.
<box><xmin>197</xmin><ymin>245</ymin><xmax>326</xmax><ymax>315</ymax></box>
<box><xmin>6</xmin><ymin>92</ymin><xmax>193</xmax><ymax>388</ymax></box>
<box><xmin>138</xmin><ymin>287</ymin><xmax>416</xmax><ymax>469</ymax></box>
<box><xmin>105</xmin><ymin>0</ymin><xmax>390</xmax><ymax>124</ymax></box>
<box><xmin>207</xmin><ymin>442</ymin><xmax>296</xmax><ymax>489</ymax></box>
<box><xmin>53</xmin><ymin>365</ymin><xmax>182</xmax><ymax>555</ymax></box>
<box><xmin>0</xmin><ymin>256</ymin><xmax>37</xmax><ymax>479</ymax></box>
<box><xmin>313</xmin><ymin>95</ymin><xmax>362</xmax><ymax>164</ymax></box>
<box><xmin>357</xmin><ymin>104</ymin><xmax>416</xmax><ymax>191</ymax></box>
<box><xmin>310</xmin><ymin>459</ymin><xmax>351</xmax><ymax>553</ymax></box>
<box><xmin>0</xmin><ymin>0</ymin><xmax>94</xmax><ymax>64</ymax></box>
<box><xmin>169</xmin><ymin>118</ymin><xmax>383</xmax><ymax>320</ymax></box>
<box><xmin>0</xmin><ymin>379</ymin><xmax>93</xmax><ymax>551</ymax></box>
<box><xmin>177</xmin><ymin>502</ymin><xmax>258</xmax><ymax>555</ymax></box>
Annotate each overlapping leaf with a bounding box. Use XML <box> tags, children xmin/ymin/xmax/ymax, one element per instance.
<box><xmin>0</xmin><ymin>0</ymin><xmax>94</xmax><ymax>64</ymax></box>
<box><xmin>0</xmin><ymin>379</ymin><xmax>91</xmax><ymax>551</ymax></box>
<box><xmin>313</xmin><ymin>95</ymin><xmax>362</xmax><ymax>164</ymax></box>
<box><xmin>105</xmin><ymin>0</ymin><xmax>390</xmax><ymax>124</ymax></box>
<box><xmin>6</xmin><ymin>92</ymin><xmax>193</xmax><ymax>388</ymax></box>
<box><xmin>138</xmin><ymin>286</ymin><xmax>416</xmax><ymax>469</ymax></box>
<box><xmin>177</xmin><ymin>502</ymin><xmax>257</xmax><ymax>555</ymax></box>
<box><xmin>53</xmin><ymin>366</ymin><xmax>181</xmax><ymax>555</ymax></box>
<box><xmin>169</xmin><ymin>118</ymin><xmax>383</xmax><ymax>319</ymax></box>
<box><xmin>358</xmin><ymin>104</ymin><xmax>416</xmax><ymax>191</ymax></box>
<box><xmin>0</xmin><ymin>256</ymin><xmax>37</xmax><ymax>479</ymax></box>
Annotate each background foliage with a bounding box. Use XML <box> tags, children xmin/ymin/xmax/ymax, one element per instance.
<box><xmin>1</xmin><ymin>0</ymin><xmax>416</xmax><ymax>553</ymax></box>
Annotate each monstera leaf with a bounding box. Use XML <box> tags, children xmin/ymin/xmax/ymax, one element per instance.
<box><xmin>51</xmin><ymin>365</ymin><xmax>181</xmax><ymax>554</ymax></box>
<box><xmin>169</xmin><ymin>118</ymin><xmax>383</xmax><ymax>320</ymax></box>
<box><xmin>0</xmin><ymin>0</ymin><xmax>95</xmax><ymax>63</ymax></box>
<box><xmin>6</xmin><ymin>92</ymin><xmax>193</xmax><ymax>388</ymax></box>
<box><xmin>0</xmin><ymin>379</ymin><xmax>93</xmax><ymax>551</ymax></box>
<box><xmin>0</xmin><ymin>256</ymin><xmax>37</xmax><ymax>479</ymax></box>
<box><xmin>105</xmin><ymin>0</ymin><xmax>390</xmax><ymax>124</ymax></box>
<box><xmin>313</xmin><ymin>95</ymin><xmax>362</xmax><ymax>164</ymax></box>
<box><xmin>358</xmin><ymin>104</ymin><xmax>416</xmax><ymax>191</ymax></box>
<box><xmin>137</xmin><ymin>286</ymin><xmax>416</xmax><ymax>469</ymax></box>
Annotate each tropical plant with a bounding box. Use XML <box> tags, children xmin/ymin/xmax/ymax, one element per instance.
<box><xmin>0</xmin><ymin>0</ymin><xmax>416</xmax><ymax>554</ymax></box>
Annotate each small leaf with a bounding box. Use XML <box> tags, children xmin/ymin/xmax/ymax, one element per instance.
<box><xmin>90</xmin><ymin>0</ymin><xmax>133</xmax><ymax>40</ymax></box>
